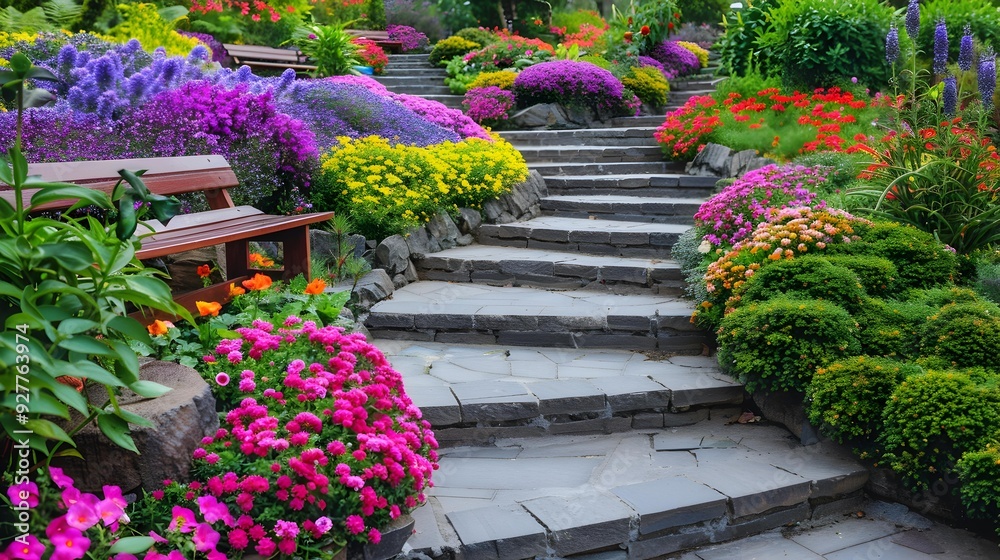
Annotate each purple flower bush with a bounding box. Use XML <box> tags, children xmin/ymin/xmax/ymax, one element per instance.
<box><xmin>387</xmin><ymin>24</ymin><xmax>430</xmax><ymax>52</ymax></box>
<box><xmin>179</xmin><ymin>30</ymin><xmax>229</xmax><ymax>64</ymax></box>
<box><xmin>638</xmin><ymin>55</ymin><xmax>668</xmax><ymax>78</ymax></box>
<box><xmin>512</xmin><ymin>60</ymin><xmax>632</xmax><ymax>116</ymax></box>
<box><xmin>0</xmin><ymin>109</ymin><xmax>118</xmax><ymax>162</ymax></box>
<box><xmin>694</xmin><ymin>164</ymin><xmax>830</xmax><ymax>247</ymax></box>
<box><xmin>647</xmin><ymin>40</ymin><xmax>701</xmax><ymax>80</ymax></box>
<box><xmin>463</xmin><ymin>86</ymin><xmax>515</xmax><ymax>127</ymax></box>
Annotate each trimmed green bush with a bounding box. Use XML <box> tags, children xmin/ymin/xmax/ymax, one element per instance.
<box><xmin>973</xmin><ymin>260</ymin><xmax>1000</xmax><ymax>305</ymax></box>
<box><xmin>823</xmin><ymin>255</ymin><xmax>897</xmax><ymax>294</ymax></box>
<box><xmin>808</xmin><ymin>356</ymin><xmax>920</xmax><ymax>444</ymax></box>
<box><xmin>429</xmin><ymin>35</ymin><xmax>480</xmax><ymax>66</ymax></box>
<box><xmin>854</xmin><ymin>297</ymin><xmax>930</xmax><ymax>360</ymax></box>
<box><xmin>956</xmin><ymin>441</ymin><xmax>1000</xmax><ymax>535</ymax></box>
<box><xmin>621</xmin><ymin>65</ymin><xmax>670</xmax><ymax>107</ymax></box>
<box><xmin>738</xmin><ymin>256</ymin><xmax>866</xmax><ymax>314</ymax></box>
<box><xmin>880</xmin><ymin>370</ymin><xmax>1000</xmax><ymax>491</ymax></box>
<box><xmin>454</xmin><ymin>27</ymin><xmax>498</xmax><ymax>47</ymax></box>
<box><xmin>918</xmin><ymin>301</ymin><xmax>1000</xmax><ymax>369</ymax></box>
<box><xmin>717</xmin><ymin>298</ymin><xmax>861</xmax><ymax>393</ymax></box>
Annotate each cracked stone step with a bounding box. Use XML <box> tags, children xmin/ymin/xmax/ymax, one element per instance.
<box><xmin>477</xmin><ymin>215</ymin><xmax>690</xmax><ymax>259</ymax></box>
<box><xmin>414</xmin><ymin>245</ymin><xmax>686</xmax><ymax>294</ymax></box>
<box><xmin>516</xmin><ymin>145</ymin><xmax>666</xmax><ymax>163</ymax></box>
<box><xmin>541</xmin><ymin>194</ymin><xmax>703</xmax><ymax>224</ymax></box>
<box><xmin>364</xmin><ymin>281</ymin><xmax>708</xmax><ymax>352</ymax></box>
<box><xmin>377</xmin><ymin>340</ymin><xmax>744</xmax><ymax>439</ymax></box>
<box><xmin>498</xmin><ymin>127</ymin><xmax>661</xmax><ymax>147</ymax></box>
<box><xmin>530</xmin><ymin>161</ymin><xmax>687</xmax><ymax>177</ymax></box>
<box><xmin>402</xmin><ymin>424</ymin><xmax>869</xmax><ymax>559</ymax></box>
<box><xmin>542</xmin><ymin>173</ymin><xmax>718</xmax><ymax>197</ymax></box>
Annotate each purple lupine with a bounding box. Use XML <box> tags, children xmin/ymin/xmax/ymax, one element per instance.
<box><xmin>943</xmin><ymin>75</ymin><xmax>958</xmax><ymax>115</ymax></box>
<box><xmin>979</xmin><ymin>47</ymin><xmax>996</xmax><ymax>109</ymax></box>
<box><xmin>933</xmin><ymin>18</ymin><xmax>949</xmax><ymax>75</ymax></box>
<box><xmin>886</xmin><ymin>24</ymin><xmax>900</xmax><ymax>64</ymax></box>
<box><xmin>905</xmin><ymin>0</ymin><xmax>920</xmax><ymax>39</ymax></box>
<box><xmin>959</xmin><ymin>24</ymin><xmax>974</xmax><ymax>72</ymax></box>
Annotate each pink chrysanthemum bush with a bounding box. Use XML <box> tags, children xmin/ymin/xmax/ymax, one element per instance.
<box><xmin>141</xmin><ymin>318</ymin><xmax>439</xmax><ymax>558</ymax></box>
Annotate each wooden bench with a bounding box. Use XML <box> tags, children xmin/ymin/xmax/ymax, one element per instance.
<box><xmin>3</xmin><ymin>155</ymin><xmax>335</xmax><ymax>320</ymax></box>
<box><xmin>345</xmin><ymin>30</ymin><xmax>404</xmax><ymax>53</ymax></box>
<box><xmin>222</xmin><ymin>43</ymin><xmax>318</xmax><ymax>73</ymax></box>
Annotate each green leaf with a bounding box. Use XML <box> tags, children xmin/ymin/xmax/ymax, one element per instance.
<box><xmin>109</xmin><ymin>339</ymin><xmax>140</xmax><ymax>383</ymax></box>
<box><xmin>118</xmin><ymin>169</ymin><xmax>149</xmax><ymax>198</ymax></box>
<box><xmin>116</xmin><ymin>194</ymin><xmax>138</xmax><ymax>240</ymax></box>
<box><xmin>52</xmin><ymin>448</ymin><xmax>84</xmax><ymax>460</ymax></box>
<box><xmin>29</xmin><ymin>185</ymin><xmax>112</xmax><ymax>212</ymax></box>
<box><xmin>8</xmin><ymin>53</ymin><xmax>31</xmax><ymax>75</ymax></box>
<box><xmin>107</xmin><ymin>315</ymin><xmax>152</xmax><ymax>346</ymax></box>
<box><xmin>36</xmin><ymin>242</ymin><xmax>95</xmax><ymax>273</ymax></box>
<box><xmin>58</xmin><ymin>335</ymin><xmax>114</xmax><ymax>356</ymax></box>
<box><xmin>71</xmin><ymin>360</ymin><xmax>126</xmax><ymax>387</ymax></box>
<box><xmin>115</xmin><ymin>407</ymin><xmax>154</xmax><ymax>428</ymax></box>
<box><xmin>25</xmin><ymin>418</ymin><xmax>75</xmax><ymax>445</ymax></box>
<box><xmin>129</xmin><ymin>380</ymin><xmax>172</xmax><ymax>398</ymax></box>
<box><xmin>57</xmin><ymin>318</ymin><xmax>100</xmax><ymax>336</ymax></box>
<box><xmin>108</xmin><ymin>536</ymin><xmax>155</xmax><ymax>554</ymax></box>
<box><xmin>97</xmin><ymin>413</ymin><xmax>139</xmax><ymax>454</ymax></box>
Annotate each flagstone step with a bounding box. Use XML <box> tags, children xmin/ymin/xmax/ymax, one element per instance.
<box><xmin>413</xmin><ymin>93</ymin><xmax>465</xmax><ymax>108</ymax></box>
<box><xmin>542</xmin><ymin>173</ymin><xmax>718</xmax><ymax>198</ymax></box>
<box><xmin>402</xmin><ymin>422</ymin><xmax>869</xmax><ymax>559</ymax></box>
<box><xmin>478</xmin><ymin>215</ymin><xmax>690</xmax><ymax>259</ymax></box>
<box><xmin>516</xmin><ymin>144</ymin><xmax>666</xmax><ymax>163</ymax></box>
<box><xmin>529</xmin><ymin>160</ymin><xmax>686</xmax><ymax>177</ymax></box>
<box><xmin>670</xmin><ymin>89</ymin><xmax>718</xmax><ymax>103</ymax></box>
<box><xmin>384</xmin><ymin>84</ymin><xmax>454</xmax><ymax>95</ymax></box>
<box><xmin>541</xmin><ymin>194</ymin><xmax>701</xmax><ymax>225</ymax></box>
<box><xmin>498</xmin><ymin>127</ymin><xmax>660</xmax><ymax>147</ymax></box>
<box><xmin>414</xmin><ymin>245</ymin><xmax>686</xmax><ymax>294</ymax></box>
<box><xmin>364</xmin><ymin>282</ymin><xmax>709</xmax><ymax>353</ymax></box>
<box><xmin>374</xmin><ymin>74</ymin><xmax>449</xmax><ymax>86</ymax></box>
<box><xmin>669</xmin><ymin>77</ymin><xmax>726</xmax><ymax>91</ymax></box>
<box><xmin>377</xmin><ymin>340</ymin><xmax>742</xmax><ymax>444</ymax></box>
<box><xmin>379</xmin><ymin>67</ymin><xmax>448</xmax><ymax>76</ymax></box>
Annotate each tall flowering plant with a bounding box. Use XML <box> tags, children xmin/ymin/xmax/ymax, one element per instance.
<box><xmin>141</xmin><ymin>320</ymin><xmax>439</xmax><ymax>557</ymax></box>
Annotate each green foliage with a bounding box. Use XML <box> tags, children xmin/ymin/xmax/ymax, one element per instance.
<box><xmin>0</xmin><ymin>0</ymin><xmax>81</xmax><ymax>32</ymax></box>
<box><xmin>909</xmin><ymin>285</ymin><xmax>983</xmax><ymax>308</ymax></box>
<box><xmin>955</xmin><ymin>441</ymin><xmax>1000</xmax><ymax>534</ymax></box>
<box><xmin>606</xmin><ymin>0</ymin><xmax>681</xmax><ymax>59</ymax></box>
<box><xmin>551</xmin><ymin>8</ymin><xmax>605</xmax><ymax>34</ymax></box>
<box><xmin>880</xmin><ymin>370</ymin><xmax>1000</xmax><ymax>491</ymax></box>
<box><xmin>717</xmin><ymin>297</ymin><xmax>861</xmax><ymax>394</ymax></box>
<box><xmin>822</xmin><ymin>255</ymin><xmax>897</xmax><ymax>295</ymax></box>
<box><xmin>824</xmin><ymin>221</ymin><xmax>958</xmax><ymax>291</ymax></box>
<box><xmin>671</xmin><ymin>227</ymin><xmax>712</xmax><ymax>301</ymax></box>
<box><xmin>738</xmin><ymin>256</ymin><xmax>866</xmax><ymax>314</ymax></box>
<box><xmin>854</xmin><ymin>297</ymin><xmax>930</xmax><ymax>360</ymax></box>
<box><xmin>918</xmin><ymin>300</ymin><xmax>1000</xmax><ymax>369</ymax></box>
<box><xmin>366</xmin><ymin>0</ymin><xmax>386</xmax><ymax>30</ymax></box>
<box><xmin>716</xmin><ymin>0</ymin><xmax>779</xmax><ymax>77</ymax></box>
<box><xmin>454</xmin><ymin>27</ymin><xmax>496</xmax><ymax>46</ymax></box>
<box><xmin>429</xmin><ymin>35</ymin><xmax>479</xmax><ymax>66</ymax></box>
<box><xmin>108</xmin><ymin>3</ymin><xmax>200</xmax><ymax>58</ymax></box>
<box><xmin>293</xmin><ymin>24</ymin><xmax>361</xmax><ymax>77</ymax></box>
<box><xmin>579</xmin><ymin>54</ymin><xmax>611</xmax><ymax>70</ymax></box>
<box><xmin>808</xmin><ymin>356</ymin><xmax>921</xmax><ymax>443</ymax></box>
<box><xmin>621</xmin><ymin>65</ymin><xmax>669</xmax><ymax>107</ymax></box>
<box><xmin>444</xmin><ymin>55</ymin><xmax>477</xmax><ymax>94</ymax></box>
<box><xmin>917</xmin><ymin>0</ymin><xmax>1000</xmax><ymax>62</ymax></box>
<box><xmin>973</xmin><ymin>260</ymin><xmax>1000</xmax><ymax>305</ymax></box>
<box><xmin>792</xmin><ymin>151</ymin><xmax>866</xmax><ymax>196</ymax></box>
<box><xmin>681</xmin><ymin>0</ymin><xmax>730</xmax><ymax>25</ymax></box>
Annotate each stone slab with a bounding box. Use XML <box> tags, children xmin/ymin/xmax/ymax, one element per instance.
<box><xmin>446</xmin><ymin>504</ymin><xmax>547</xmax><ymax>560</ymax></box>
<box><xmin>527</xmin><ymin>379</ymin><xmax>606</xmax><ymax>415</ymax></box>
<box><xmin>694</xmin><ymin>533</ymin><xmax>824</xmax><ymax>560</ymax></box>
<box><xmin>788</xmin><ymin>518</ymin><xmax>903</xmax><ymax>555</ymax></box>
<box><xmin>404</xmin><ymin>384</ymin><xmax>462</xmax><ymax>426</ymax></box>
<box><xmin>522</xmin><ymin>493</ymin><xmax>635</xmax><ymax>556</ymax></box>
<box><xmin>589</xmin><ymin>377</ymin><xmax>670</xmax><ymax>412</ymax></box>
<box><xmin>611</xmin><ymin>477</ymin><xmax>728</xmax><ymax>535</ymax></box>
<box><xmin>687</xmin><ymin>461</ymin><xmax>812</xmax><ymax>518</ymax></box>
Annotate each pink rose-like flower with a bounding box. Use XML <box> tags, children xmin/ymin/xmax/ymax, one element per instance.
<box><xmin>6</xmin><ymin>481</ymin><xmax>38</xmax><ymax>508</ymax></box>
<box><xmin>345</xmin><ymin>514</ymin><xmax>365</xmax><ymax>534</ymax></box>
<box><xmin>315</xmin><ymin>516</ymin><xmax>333</xmax><ymax>534</ymax></box>
<box><xmin>215</xmin><ymin>373</ymin><xmax>230</xmax><ymax>386</ymax></box>
<box><xmin>368</xmin><ymin>528</ymin><xmax>382</xmax><ymax>544</ymax></box>
<box><xmin>274</xmin><ymin>519</ymin><xmax>299</xmax><ymax>539</ymax></box>
<box><xmin>255</xmin><ymin>537</ymin><xmax>277</xmax><ymax>556</ymax></box>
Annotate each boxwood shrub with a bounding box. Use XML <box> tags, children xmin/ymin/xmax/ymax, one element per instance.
<box><xmin>738</xmin><ymin>256</ymin><xmax>866</xmax><ymax>314</ymax></box>
<box><xmin>853</xmin><ymin>297</ymin><xmax>930</xmax><ymax>360</ymax></box>
<box><xmin>918</xmin><ymin>301</ymin><xmax>1000</xmax><ymax>370</ymax></box>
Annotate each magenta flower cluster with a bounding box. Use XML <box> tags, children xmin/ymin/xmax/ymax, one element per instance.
<box><xmin>513</xmin><ymin>60</ymin><xmax>631</xmax><ymax>115</ymax></box>
<box><xmin>694</xmin><ymin>164</ymin><xmax>831</xmax><ymax>247</ymax></box>
<box><xmin>386</xmin><ymin>24</ymin><xmax>430</xmax><ymax>52</ymax></box>
<box><xmin>647</xmin><ymin>40</ymin><xmax>701</xmax><ymax>80</ymax></box>
<box><xmin>463</xmin><ymin>86</ymin><xmax>516</xmax><ymax>125</ymax></box>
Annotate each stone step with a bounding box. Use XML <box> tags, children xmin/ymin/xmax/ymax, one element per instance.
<box><xmin>384</xmin><ymin>84</ymin><xmax>454</xmax><ymax>95</ymax></box>
<box><xmin>669</xmin><ymin>88</ymin><xmax>718</xmax><ymax>103</ymax></box>
<box><xmin>498</xmin><ymin>127</ymin><xmax>660</xmax><ymax>147</ymax></box>
<box><xmin>415</xmin><ymin>245</ymin><xmax>686</xmax><ymax>294</ymax></box>
<box><xmin>541</xmin><ymin>194</ymin><xmax>701</xmax><ymax>225</ymax></box>
<box><xmin>669</xmin><ymin>76</ymin><xmax>726</xmax><ymax>91</ymax></box>
<box><xmin>388</xmin><ymin>53</ymin><xmax>430</xmax><ymax>60</ymax></box>
<box><xmin>403</xmin><ymin>419</ymin><xmax>869</xmax><ymax>559</ymax></box>
<box><xmin>380</xmin><ymin>67</ymin><xmax>448</xmax><ymax>76</ymax></box>
<box><xmin>477</xmin><ymin>216</ymin><xmax>689</xmax><ymax>259</ymax></box>
<box><xmin>374</xmin><ymin>74</ymin><xmax>448</xmax><ymax>86</ymax></box>
<box><xmin>608</xmin><ymin>114</ymin><xmax>670</xmax><ymax>127</ymax></box>
<box><xmin>542</xmin><ymin>173</ymin><xmax>718</xmax><ymax>198</ymax></box>
<box><xmin>516</xmin><ymin>145</ymin><xmax>666</xmax><ymax>163</ymax></box>
<box><xmin>378</xmin><ymin>340</ymin><xmax>742</xmax><ymax>444</ymax></box>
<box><xmin>414</xmin><ymin>94</ymin><xmax>465</xmax><ymax>109</ymax></box>
<box><xmin>364</xmin><ymin>281</ymin><xmax>709</xmax><ymax>352</ymax></box>
<box><xmin>530</xmin><ymin>160</ymin><xmax>686</xmax><ymax>177</ymax></box>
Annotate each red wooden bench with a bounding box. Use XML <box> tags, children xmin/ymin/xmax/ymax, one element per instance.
<box><xmin>2</xmin><ymin>155</ymin><xmax>334</xmax><ymax>320</ymax></box>
<box><xmin>222</xmin><ymin>43</ymin><xmax>318</xmax><ymax>73</ymax></box>
<box><xmin>345</xmin><ymin>30</ymin><xmax>404</xmax><ymax>53</ymax></box>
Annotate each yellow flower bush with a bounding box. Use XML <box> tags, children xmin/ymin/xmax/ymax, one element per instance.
<box><xmin>676</xmin><ymin>41</ymin><xmax>709</xmax><ymax>68</ymax></box>
<box><xmin>0</xmin><ymin>31</ymin><xmax>38</xmax><ymax>50</ymax></box>
<box><xmin>313</xmin><ymin>135</ymin><xmax>528</xmax><ymax>239</ymax></box>
<box><xmin>468</xmin><ymin>70</ymin><xmax>518</xmax><ymax>91</ymax></box>
<box><xmin>108</xmin><ymin>3</ymin><xmax>202</xmax><ymax>58</ymax></box>
<box><xmin>621</xmin><ymin>65</ymin><xmax>670</xmax><ymax>107</ymax></box>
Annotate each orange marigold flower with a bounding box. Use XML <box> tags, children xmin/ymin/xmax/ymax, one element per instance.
<box><xmin>147</xmin><ymin>319</ymin><xmax>174</xmax><ymax>336</ymax></box>
<box><xmin>242</xmin><ymin>273</ymin><xmax>273</xmax><ymax>291</ymax></box>
<box><xmin>196</xmin><ymin>301</ymin><xmax>222</xmax><ymax>317</ymax></box>
<box><xmin>197</xmin><ymin>264</ymin><xmax>211</xmax><ymax>278</ymax></box>
<box><xmin>304</xmin><ymin>278</ymin><xmax>327</xmax><ymax>295</ymax></box>
<box><xmin>229</xmin><ymin>283</ymin><xmax>246</xmax><ymax>297</ymax></box>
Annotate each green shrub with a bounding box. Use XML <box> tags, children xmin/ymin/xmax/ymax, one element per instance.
<box><xmin>918</xmin><ymin>301</ymin><xmax>1000</xmax><ymax>369</ymax></box>
<box><xmin>738</xmin><ymin>256</ymin><xmax>866</xmax><ymax>314</ymax></box>
<box><xmin>429</xmin><ymin>35</ymin><xmax>480</xmax><ymax>66</ymax></box>
<box><xmin>956</xmin><ymin>441</ymin><xmax>1000</xmax><ymax>535</ymax></box>
<box><xmin>880</xmin><ymin>370</ymin><xmax>1000</xmax><ymax>491</ymax></box>
<box><xmin>621</xmin><ymin>65</ymin><xmax>670</xmax><ymax>107</ymax></box>
<box><xmin>854</xmin><ymin>297</ymin><xmax>929</xmax><ymax>360</ymax></box>
<box><xmin>792</xmin><ymin>151</ymin><xmax>867</xmax><ymax>196</ymax></box>
<box><xmin>717</xmin><ymin>298</ymin><xmax>861</xmax><ymax>394</ymax></box>
<box><xmin>579</xmin><ymin>54</ymin><xmax>611</xmax><ymax>70</ymax></box>
<box><xmin>808</xmin><ymin>356</ymin><xmax>921</xmax><ymax>444</ymax></box>
<box><xmin>681</xmin><ymin>0</ymin><xmax>730</xmax><ymax>25</ymax></box>
<box><xmin>973</xmin><ymin>261</ymin><xmax>1000</xmax><ymax>305</ymax></box>
<box><xmin>551</xmin><ymin>8</ymin><xmax>606</xmax><ymax>34</ymax></box>
<box><xmin>716</xmin><ymin>0</ymin><xmax>779</xmax><ymax>77</ymax></box>
<box><xmin>909</xmin><ymin>286</ymin><xmax>983</xmax><ymax>308</ymax></box>
<box><xmin>454</xmin><ymin>27</ymin><xmax>497</xmax><ymax>47</ymax></box>
<box><xmin>823</xmin><ymin>255</ymin><xmax>897</xmax><ymax>294</ymax></box>
<box><xmin>824</xmin><ymin>221</ymin><xmax>958</xmax><ymax>291</ymax></box>
<box><xmin>672</xmin><ymin>227</ymin><xmax>712</xmax><ymax>301</ymax></box>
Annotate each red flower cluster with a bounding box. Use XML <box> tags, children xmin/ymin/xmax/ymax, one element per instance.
<box><xmin>653</xmin><ymin>95</ymin><xmax>721</xmax><ymax>160</ymax></box>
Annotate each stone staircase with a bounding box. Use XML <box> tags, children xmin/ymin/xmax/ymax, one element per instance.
<box><xmin>375</xmin><ymin>53</ymin><xmax>464</xmax><ymax>108</ymax></box>
<box><xmin>368</xmin><ymin>54</ymin><xmax>868</xmax><ymax>560</ymax></box>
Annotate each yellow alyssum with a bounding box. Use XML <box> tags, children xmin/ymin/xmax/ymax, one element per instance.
<box><xmin>676</xmin><ymin>41</ymin><xmax>709</xmax><ymax>68</ymax></box>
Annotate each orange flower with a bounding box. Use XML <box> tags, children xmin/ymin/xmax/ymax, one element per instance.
<box><xmin>623</xmin><ymin>31</ymin><xmax>633</xmax><ymax>42</ymax></box>
<box><xmin>242</xmin><ymin>273</ymin><xmax>274</xmax><ymax>291</ymax></box>
<box><xmin>640</xmin><ymin>25</ymin><xmax>650</xmax><ymax>36</ymax></box>
<box><xmin>147</xmin><ymin>319</ymin><xmax>174</xmax><ymax>336</ymax></box>
<box><xmin>197</xmin><ymin>264</ymin><xmax>211</xmax><ymax>278</ymax></box>
<box><xmin>196</xmin><ymin>301</ymin><xmax>222</xmax><ymax>317</ymax></box>
<box><xmin>229</xmin><ymin>283</ymin><xmax>246</xmax><ymax>297</ymax></box>
<box><xmin>249</xmin><ymin>252</ymin><xmax>275</xmax><ymax>268</ymax></box>
<box><xmin>304</xmin><ymin>278</ymin><xmax>327</xmax><ymax>295</ymax></box>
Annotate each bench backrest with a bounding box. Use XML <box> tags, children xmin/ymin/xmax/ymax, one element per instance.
<box><xmin>345</xmin><ymin>29</ymin><xmax>391</xmax><ymax>40</ymax></box>
<box><xmin>2</xmin><ymin>155</ymin><xmax>239</xmax><ymax>212</ymax></box>
<box><xmin>223</xmin><ymin>44</ymin><xmax>307</xmax><ymax>63</ymax></box>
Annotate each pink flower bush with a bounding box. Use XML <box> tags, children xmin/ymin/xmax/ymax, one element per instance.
<box><xmin>463</xmin><ymin>86</ymin><xmax>516</xmax><ymax>126</ymax></box>
<box><xmin>387</xmin><ymin>25</ymin><xmax>430</xmax><ymax>52</ymax></box>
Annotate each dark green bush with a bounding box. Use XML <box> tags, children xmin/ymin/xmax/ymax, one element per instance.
<box><xmin>824</xmin><ymin>221</ymin><xmax>958</xmax><ymax>291</ymax></box>
<box><xmin>918</xmin><ymin>301</ymin><xmax>1000</xmax><ymax>369</ymax></box>
<box><xmin>909</xmin><ymin>286</ymin><xmax>983</xmax><ymax>308</ymax></box>
<box><xmin>792</xmin><ymin>151</ymin><xmax>866</xmax><ymax>195</ymax></box>
<box><xmin>880</xmin><ymin>370</ymin><xmax>1000</xmax><ymax>491</ymax></box>
<box><xmin>551</xmin><ymin>9</ymin><xmax>606</xmax><ymax>34</ymax></box>
<box><xmin>823</xmin><ymin>255</ymin><xmax>897</xmax><ymax>294</ymax></box>
<box><xmin>973</xmin><ymin>261</ymin><xmax>1000</xmax><ymax>305</ymax></box>
<box><xmin>717</xmin><ymin>298</ymin><xmax>861</xmax><ymax>393</ymax></box>
<box><xmin>681</xmin><ymin>0</ymin><xmax>731</xmax><ymax>25</ymax></box>
<box><xmin>808</xmin><ymin>356</ymin><xmax>921</xmax><ymax>444</ymax></box>
<box><xmin>956</xmin><ymin>441</ymin><xmax>1000</xmax><ymax>536</ymax></box>
<box><xmin>429</xmin><ymin>35</ymin><xmax>480</xmax><ymax>66</ymax></box>
<box><xmin>738</xmin><ymin>256</ymin><xmax>866</xmax><ymax>314</ymax></box>
<box><xmin>716</xmin><ymin>0</ymin><xmax>779</xmax><ymax>77</ymax></box>
<box><xmin>854</xmin><ymin>297</ymin><xmax>930</xmax><ymax>360</ymax></box>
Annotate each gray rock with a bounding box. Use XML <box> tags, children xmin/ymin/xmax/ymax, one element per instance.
<box><xmin>53</xmin><ymin>361</ymin><xmax>217</xmax><ymax>492</ymax></box>
<box><xmin>456</xmin><ymin>208</ymin><xmax>482</xmax><ymax>234</ymax></box>
<box><xmin>405</xmin><ymin>226</ymin><xmax>442</xmax><ymax>259</ymax></box>
<box><xmin>426</xmin><ymin>211</ymin><xmax>461</xmax><ymax>250</ymax></box>
<box><xmin>155</xmin><ymin>246</ymin><xmax>225</xmax><ymax>293</ymax></box>
<box><xmin>392</xmin><ymin>273</ymin><xmax>408</xmax><ymax>289</ymax></box>
<box><xmin>456</xmin><ymin>233</ymin><xmax>474</xmax><ymax>246</ymax></box>
<box><xmin>751</xmin><ymin>389</ymin><xmax>820</xmax><ymax>445</ymax></box>
<box><xmin>510</xmin><ymin>103</ymin><xmax>569</xmax><ymax>129</ymax></box>
<box><xmin>685</xmin><ymin>143</ymin><xmax>731</xmax><ymax>177</ymax></box>
<box><xmin>353</xmin><ymin>269</ymin><xmax>395</xmax><ymax>309</ymax></box>
<box><xmin>375</xmin><ymin>234</ymin><xmax>411</xmax><ymax>275</ymax></box>
<box><xmin>311</xmin><ymin>230</ymin><xmax>368</xmax><ymax>262</ymax></box>
<box><xmin>403</xmin><ymin>260</ymin><xmax>419</xmax><ymax>282</ymax></box>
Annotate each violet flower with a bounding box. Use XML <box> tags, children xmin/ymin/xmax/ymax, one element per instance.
<box><xmin>959</xmin><ymin>24</ymin><xmax>973</xmax><ymax>72</ymax></box>
<box><xmin>943</xmin><ymin>75</ymin><xmax>957</xmax><ymax>115</ymax></box>
<box><xmin>905</xmin><ymin>0</ymin><xmax>920</xmax><ymax>39</ymax></box>
<box><xmin>979</xmin><ymin>47</ymin><xmax>996</xmax><ymax>109</ymax></box>
<box><xmin>933</xmin><ymin>18</ymin><xmax>948</xmax><ymax>75</ymax></box>
<box><xmin>886</xmin><ymin>24</ymin><xmax>900</xmax><ymax>64</ymax></box>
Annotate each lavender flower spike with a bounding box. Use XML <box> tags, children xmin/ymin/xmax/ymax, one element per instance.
<box><xmin>905</xmin><ymin>0</ymin><xmax>920</xmax><ymax>39</ymax></box>
<box><xmin>886</xmin><ymin>24</ymin><xmax>901</xmax><ymax>64</ymax></box>
<box><xmin>943</xmin><ymin>75</ymin><xmax>957</xmax><ymax>116</ymax></box>
<box><xmin>959</xmin><ymin>24</ymin><xmax>973</xmax><ymax>72</ymax></box>
<box><xmin>933</xmin><ymin>18</ymin><xmax>949</xmax><ymax>75</ymax></box>
<box><xmin>979</xmin><ymin>47</ymin><xmax>996</xmax><ymax>109</ymax></box>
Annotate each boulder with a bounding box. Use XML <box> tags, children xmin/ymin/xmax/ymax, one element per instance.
<box><xmin>426</xmin><ymin>211</ymin><xmax>461</xmax><ymax>250</ymax></box>
<box><xmin>686</xmin><ymin>142</ymin><xmax>776</xmax><ymax>178</ymax></box>
<box><xmin>353</xmin><ymin>269</ymin><xmax>395</xmax><ymax>310</ymax></box>
<box><xmin>456</xmin><ymin>208</ymin><xmax>482</xmax><ymax>234</ymax></box>
<box><xmin>376</xmin><ymin>235</ymin><xmax>411</xmax><ymax>275</ymax></box>
<box><xmin>405</xmin><ymin>226</ymin><xmax>442</xmax><ymax>259</ymax></box>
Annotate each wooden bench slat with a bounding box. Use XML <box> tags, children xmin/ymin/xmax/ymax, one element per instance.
<box><xmin>29</xmin><ymin>155</ymin><xmax>231</xmax><ymax>180</ymax></box>
<box><xmin>137</xmin><ymin>212</ymin><xmax>335</xmax><ymax>258</ymax></box>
